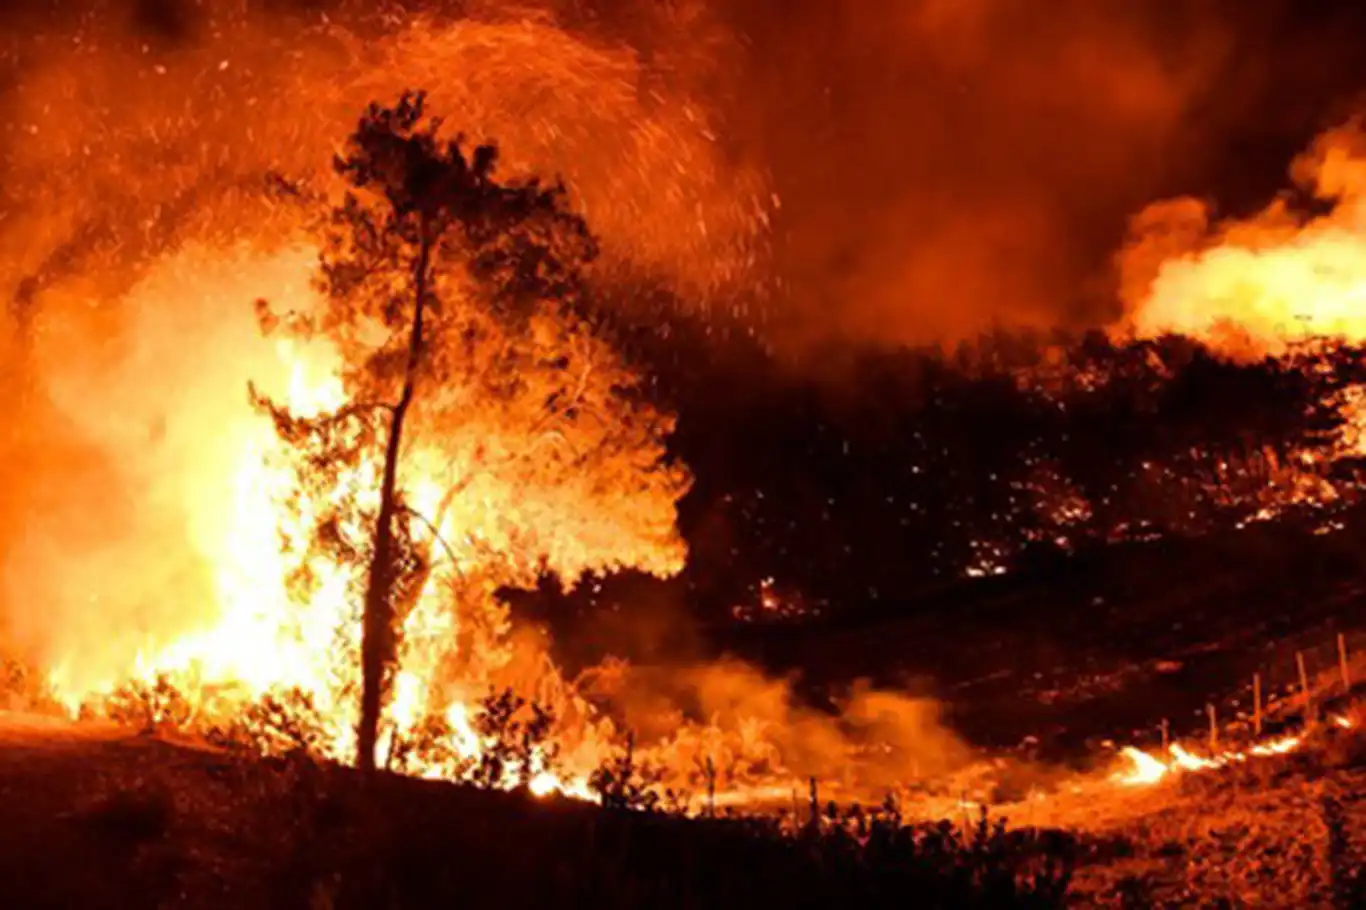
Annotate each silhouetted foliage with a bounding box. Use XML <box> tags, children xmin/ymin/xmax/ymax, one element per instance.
<box><xmin>207</xmin><ymin>688</ymin><xmax>329</xmax><ymax>759</ymax></box>
<box><xmin>254</xmin><ymin>91</ymin><xmax>603</xmax><ymax>773</ymax></box>
<box><xmin>590</xmin><ymin>733</ymin><xmax>666</xmax><ymax>812</ymax></box>
<box><xmin>103</xmin><ymin>673</ymin><xmax>194</xmax><ymax>734</ymax></box>
<box><xmin>467</xmin><ymin>687</ymin><xmax>560</xmax><ymax>790</ymax></box>
<box><xmin>624</xmin><ymin>330</ymin><xmax>1366</xmax><ymax>624</ymax></box>
<box><xmin>0</xmin><ymin>653</ymin><xmax>62</xmax><ymax>714</ymax></box>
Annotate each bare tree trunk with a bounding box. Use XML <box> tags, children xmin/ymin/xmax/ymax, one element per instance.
<box><xmin>357</xmin><ymin>219</ymin><xmax>433</xmax><ymax>775</ymax></box>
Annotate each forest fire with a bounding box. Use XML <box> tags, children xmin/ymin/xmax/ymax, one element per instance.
<box><xmin>0</xmin><ymin>6</ymin><xmax>745</xmax><ymax>804</ymax></box>
<box><xmin>25</xmin><ymin>239</ymin><xmax>660</xmax><ymax>798</ymax></box>
<box><xmin>3</xmin><ymin>1</ymin><xmax>1366</xmax><ymax>840</ymax></box>
<box><xmin>11</xmin><ymin>4</ymin><xmax>1366</xmax><ymax>907</ymax></box>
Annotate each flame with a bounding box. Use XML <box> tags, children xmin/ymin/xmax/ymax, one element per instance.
<box><xmin>1113</xmin><ymin>732</ymin><xmax>1306</xmax><ymax>787</ymax></box>
<box><xmin>33</xmin><ymin>247</ymin><xmax>362</xmax><ymax>745</ymax></box>
<box><xmin>1115</xmin><ymin>746</ymin><xmax>1168</xmax><ymax>786</ymax></box>
<box><xmin>11</xmin><ymin>238</ymin><xmax>685</xmax><ymax>798</ymax></box>
<box><xmin>1118</xmin><ymin>121</ymin><xmax>1366</xmax><ymax>360</ymax></box>
<box><xmin>6</xmin><ymin>4</ymin><xmax>1366</xmax><ymax>822</ymax></box>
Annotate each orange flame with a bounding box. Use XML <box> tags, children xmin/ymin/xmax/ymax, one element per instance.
<box><xmin>1117</xmin><ymin>121</ymin><xmax>1366</xmax><ymax>360</ymax></box>
<box><xmin>12</xmin><ymin>239</ymin><xmax>685</xmax><ymax>797</ymax></box>
<box><xmin>1112</xmin><ymin>728</ymin><xmax>1325</xmax><ymax>788</ymax></box>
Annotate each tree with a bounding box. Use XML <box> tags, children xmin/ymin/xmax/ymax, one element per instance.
<box><xmin>255</xmin><ymin>93</ymin><xmax>690</xmax><ymax>774</ymax></box>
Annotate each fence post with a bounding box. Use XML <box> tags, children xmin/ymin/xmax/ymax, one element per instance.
<box><xmin>1339</xmin><ymin>633</ymin><xmax>1351</xmax><ymax>692</ymax></box>
<box><xmin>1298</xmin><ymin>651</ymin><xmax>1312</xmax><ymax>718</ymax></box>
<box><xmin>809</xmin><ymin>776</ymin><xmax>818</xmax><ymax>829</ymax></box>
<box><xmin>1254</xmin><ymin>673</ymin><xmax>1263</xmax><ymax>737</ymax></box>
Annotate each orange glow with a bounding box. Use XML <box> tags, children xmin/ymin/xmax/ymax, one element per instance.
<box><xmin>7</xmin><ymin>4</ymin><xmax>1365</xmax><ymax>826</ymax></box>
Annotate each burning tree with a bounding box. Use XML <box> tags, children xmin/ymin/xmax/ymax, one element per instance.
<box><xmin>255</xmin><ymin>93</ymin><xmax>690</xmax><ymax>774</ymax></box>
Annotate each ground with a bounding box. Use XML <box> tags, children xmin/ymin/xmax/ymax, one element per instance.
<box><xmin>0</xmin><ymin>714</ymin><xmax>1070</xmax><ymax>909</ymax></box>
<box><xmin>1052</xmin><ymin>733</ymin><xmax>1366</xmax><ymax>906</ymax></box>
<box><xmin>5</xmin><ymin>708</ymin><xmax>1366</xmax><ymax>908</ymax></box>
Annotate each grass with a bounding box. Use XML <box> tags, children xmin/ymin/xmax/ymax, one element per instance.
<box><xmin>13</xmin><ymin>669</ymin><xmax>1366</xmax><ymax>908</ymax></box>
<box><xmin>0</xmin><ymin>720</ymin><xmax>1071</xmax><ymax>909</ymax></box>
<box><xmin>1048</xmin><ymin>717</ymin><xmax>1366</xmax><ymax>907</ymax></box>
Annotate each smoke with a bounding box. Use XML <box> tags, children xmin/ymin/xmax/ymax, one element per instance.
<box><xmin>720</xmin><ymin>0</ymin><xmax>1227</xmax><ymax>350</ymax></box>
<box><xmin>0</xmin><ymin>0</ymin><xmax>768</xmax><ymax>314</ymax></box>
<box><xmin>503</xmin><ymin>572</ymin><xmax>971</xmax><ymax>796</ymax></box>
<box><xmin>581</xmin><ymin>657</ymin><xmax>969</xmax><ymax>797</ymax></box>
<box><xmin>5</xmin><ymin>0</ymin><xmax>1364</xmax><ymax>792</ymax></box>
<box><xmin>7</xmin><ymin>0</ymin><xmax>1366</xmax><ymax>352</ymax></box>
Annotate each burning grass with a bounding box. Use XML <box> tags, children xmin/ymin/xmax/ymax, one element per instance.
<box><xmin>1060</xmin><ymin>722</ymin><xmax>1366</xmax><ymax>907</ymax></box>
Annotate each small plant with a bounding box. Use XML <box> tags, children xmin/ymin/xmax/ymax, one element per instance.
<box><xmin>589</xmin><ymin>733</ymin><xmax>665</xmax><ymax>812</ymax></box>
<box><xmin>103</xmin><ymin>674</ymin><xmax>194</xmax><ymax>733</ymax></box>
<box><xmin>385</xmin><ymin>709</ymin><xmax>471</xmax><ymax>777</ymax></box>
<box><xmin>0</xmin><ymin>653</ymin><xmax>63</xmax><ymax>713</ymax></box>
<box><xmin>208</xmin><ymin>688</ymin><xmax>329</xmax><ymax>759</ymax></box>
<box><xmin>467</xmin><ymin>687</ymin><xmax>560</xmax><ymax>790</ymax></box>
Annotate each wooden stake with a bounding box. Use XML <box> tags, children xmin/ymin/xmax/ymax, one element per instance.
<box><xmin>1161</xmin><ymin>718</ymin><xmax>1170</xmax><ymax>753</ymax></box>
<box><xmin>1207</xmin><ymin>703</ymin><xmax>1219</xmax><ymax>753</ymax></box>
<box><xmin>1298</xmin><ymin>651</ymin><xmax>1312</xmax><ymax>716</ymax></box>
<box><xmin>705</xmin><ymin>756</ymin><xmax>716</xmax><ymax>818</ymax></box>
<box><xmin>1339</xmin><ymin>633</ymin><xmax>1351</xmax><ymax>692</ymax></box>
<box><xmin>1254</xmin><ymin>673</ymin><xmax>1263</xmax><ymax>737</ymax></box>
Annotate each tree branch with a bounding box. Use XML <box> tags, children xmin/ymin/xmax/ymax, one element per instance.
<box><xmin>400</xmin><ymin>504</ymin><xmax>463</xmax><ymax>573</ymax></box>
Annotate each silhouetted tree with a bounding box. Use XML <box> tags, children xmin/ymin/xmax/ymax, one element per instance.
<box><xmin>255</xmin><ymin>93</ymin><xmax>688</xmax><ymax>773</ymax></box>
<box><xmin>259</xmin><ymin>93</ymin><xmax>593</xmax><ymax>772</ymax></box>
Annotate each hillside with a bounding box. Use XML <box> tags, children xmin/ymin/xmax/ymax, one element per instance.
<box><xmin>0</xmin><ymin>715</ymin><xmax>1068</xmax><ymax>909</ymax></box>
